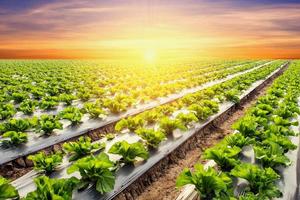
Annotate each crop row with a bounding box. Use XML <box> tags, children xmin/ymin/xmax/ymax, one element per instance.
<box><xmin>176</xmin><ymin>61</ymin><xmax>300</xmax><ymax>200</ymax></box>
<box><xmin>0</xmin><ymin>60</ymin><xmax>286</xmax><ymax>199</ymax></box>
<box><xmin>0</xmin><ymin>60</ymin><xmax>254</xmax><ymax>121</ymax></box>
<box><xmin>0</xmin><ymin>61</ymin><xmax>261</xmax><ymax>122</ymax></box>
<box><xmin>0</xmin><ymin>61</ymin><xmax>271</xmax><ymax>160</ymax></box>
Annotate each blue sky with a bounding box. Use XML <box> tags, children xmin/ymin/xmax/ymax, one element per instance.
<box><xmin>0</xmin><ymin>0</ymin><xmax>298</xmax><ymax>8</ymax></box>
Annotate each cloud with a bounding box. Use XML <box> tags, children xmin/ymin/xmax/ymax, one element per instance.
<box><xmin>0</xmin><ymin>0</ymin><xmax>300</xmax><ymax>58</ymax></box>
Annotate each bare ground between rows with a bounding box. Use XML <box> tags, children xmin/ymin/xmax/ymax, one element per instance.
<box><xmin>135</xmin><ymin>90</ymin><xmax>267</xmax><ymax>200</ymax></box>
<box><xmin>116</xmin><ymin>66</ymin><xmax>286</xmax><ymax>200</ymax></box>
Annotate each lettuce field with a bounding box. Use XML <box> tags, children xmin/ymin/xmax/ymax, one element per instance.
<box><xmin>0</xmin><ymin>59</ymin><xmax>299</xmax><ymax>200</ymax></box>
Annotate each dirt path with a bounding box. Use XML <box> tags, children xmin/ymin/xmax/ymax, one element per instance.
<box><xmin>136</xmin><ymin>80</ymin><xmax>272</xmax><ymax>200</ymax></box>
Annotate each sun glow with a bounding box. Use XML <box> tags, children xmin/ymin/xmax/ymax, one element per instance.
<box><xmin>144</xmin><ymin>49</ymin><xmax>157</xmax><ymax>64</ymax></box>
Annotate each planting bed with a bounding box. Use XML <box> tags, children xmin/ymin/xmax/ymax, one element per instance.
<box><xmin>176</xmin><ymin>61</ymin><xmax>300</xmax><ymax>200</ymax></box>
<box><xmin>0</xmin><ymin>60</ymin><xmax>294</xmax><ymax>200</ymax></box>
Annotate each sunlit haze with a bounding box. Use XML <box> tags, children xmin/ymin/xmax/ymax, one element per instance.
<box><xmin>1</xmin><ymin>0</ymin><xmax>300</xmax><ymax>62</ymax></box>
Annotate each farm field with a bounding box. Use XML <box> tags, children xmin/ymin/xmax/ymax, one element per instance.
<box><xmin>175</xmin><ymin>60</ymin><xmax>300</xmax><ymax>200</ymax></box>
<box><xmin>1</xmin><ymin>0</ymin><xmax>300</xmax><ymax>200</ymax></box>
<box><xmin>0</xmin><ymin>59</ymin><xmax>299</xmax><ymax>200</ymax></box>
<box><xmin>0</xmin><ymin>59</ymin><xmax>272</xmax><ymax>166</ymax></box>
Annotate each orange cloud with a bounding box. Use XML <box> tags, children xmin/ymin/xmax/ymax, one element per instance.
<box><xmin>0</xmin><ymin>0</ymin><xmax>300</xmax><ymax>60</ymax></box>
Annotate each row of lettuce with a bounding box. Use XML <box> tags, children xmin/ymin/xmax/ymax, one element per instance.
<box><xmin>0</xmin><ymin>61</ymin><xmax>273</xmax><ymax>147</ymax></box>
<box><xmin>176</xmin><ymin>60</ymin><xmax>300</xmax><ymax>200</ymax></box>
<box><xmin>0</xmin><ymin>60</ymin><xmax>255</xmax><ymax>121</ymax></box>
<box><xmin>0</xmin><ymin>61</ymin><xmax>285</xmax><ymax>199</ymax></box>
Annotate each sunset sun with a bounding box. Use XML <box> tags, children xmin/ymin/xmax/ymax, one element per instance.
<box><xmin>144</xmin><ymin>49</ymin><xmax>156</xmax><ymax>64</ymax></box>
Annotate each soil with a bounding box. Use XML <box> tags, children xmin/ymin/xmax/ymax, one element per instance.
<box><xmin>136</xmin><ymin>79</ymin><xmax>272</xmax><ymax>200</ymax></box>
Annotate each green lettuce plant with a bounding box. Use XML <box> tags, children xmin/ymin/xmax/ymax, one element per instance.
<box><xmin>188</xmin><ymin>104</ymin><xmax>212</xmax><ymax>121</ymax></box>
<box><xmin>224</xmin><ymin>89</ymin><xmax>240</xmax><ymax>103</ymax></box>
<box><xmin>274</xmin><ymin>105</ymin><xmax>296</xmax><ymax>118</ymax></box>
<box><xmin>203</xmin><ymin>144</ymin><xmax>241</xmax><ymax>171</ymax></box>
<box><xmin>77</xmin><ymin>91</ymin><xmax>91</xmax><ymax>102</ymax></box>
<box><xmin>82</xmin><ymin>102</ymin><xmax>106</xmax><ymax>119</ymax></box>
<box><xmin>250</xmin><ymin>103</ymin><xmax>273</xmax><ymax>117</ymax></box>
<box><xmin>0</xmin><ymin>176</ymin><xmax>19</xmax><ymax>199</ymax></box>
<box><xmin>105</xmin><ymin>133</ymin><xmax>115</xmax><ymax>140</ymax></box>
<box><xmin>115</xmin><ymin>116</ymin><xmax>145</xmax><ymax>132</ymax></box>
<box><xmin>176</xmin><ymin>164</ymin><xmax>233</xmax><ymax>200</ymax></box>
<box><xmin>37</xmin><ymin>115</ymin><xmax>63</xmax><ymax>135</ymax></box>
<box><xmin>135</xmin><ymin>128</ymin><xmax>166</xmax><ymax>148</ymax></box>
<box><xmin>103</xmin><ymin>98</ymin><xmax>127</xmax><ymax>114</ymax></box>
<box><xmin>0</xmin><ymin>103</ymin><xmax>16</xmax><ymax>120</ymax></box>
<box><xmin>2</xmin><ymin>131</ymin><xmax>28</xmax><ymax>146</ymax></box>
<box><xmin>141</xmin><ymin>110</ymin><xmax>162</xmax><ymax>124</ymax></box>
<box><xmin>12</xmin><ymin>92</ymin><xmax>29</xmax><ymax>103</ymax></box>
<box><xmin>201</xmin><ymin>100</ymin><xmax>219</xmax><ymax>113</ymax></box>
<box><xmin>67</xmin><ymin>152</ymin><xmax>115</xmax><ymax>194</ymax></box>
<box><xmin>63</xmin><ymin>136</ymin><xmax>105</xmax><ymax>161</ymax></box>
<box><xmin>253</xmin><ymin>142</ymin><xmax>291</xmax><ymax>168</ymax></box>
<box><xmin>23</xmin><ymin>175</ymin><xmax>79</xmax><ymax>200</ymax></box>
<box><xmin>232</xmin><ymin>116</ymin><xmax>259</xmax><ymax>137</ymax></box>
<box><xmin>39</xmin><ymin>99</ymin><xmax>59</xmax><ymax>110</ymax></box>
<box><xmin>59</xmin><ymin>94</ymin><xmax>76</xmax><ymax>105</ymax></box>
<box><xmin>31</xmin><ymin>88</ymin><xmax>44</xmax><ymax>100</ymax></box>
<box><xmin>19</xmin><ymin>100</ymin><xmax>38</xmax><ymax>115</ymax></box>
<box><xmin>175</xmin><ymin>113</ymin><xmax>198</xmax><ymax>127</ymax></box>
<box><xmin>28</xmin><ymin>152</ymin><xmax>63</xmax><ymax>174</ymax></box>
<box><xmin>230</xmin><ymin>163</ymin><xmax>281</xmax><ymax>198</ymax></box>
<box><xmin>108</xmin><ymin>141</ymin><xmax>149</xmax><ymax>164</ymax></box>
<box><xmin>224</xmin><ymin>133</ymin><xmax>254</xmax><ymax>148</ymax></box>
<box><xmin>266</xmin><ymin>124</ymin><xmax>298</xmax><ymax>137</ymax></box>
<box><xmin>262</xmin><ymin>133</ymin><xmax>297</xmax><ymax>152</ymax></box>
<box><xmin>159</xmin><ymin>117</ymin><xmax>187</xmax><ymax>135</ymax></box>
<box><xmin>272</xmin><ymin>116</ymin><xmax>298</xmax><ymax>127</ymax></box>
<box><xmin>59</xmin><ymin>107</ymin><xmax>83</xmax><ymax>125</ymax></box>
<box><xmin>1</xmin><ymin>118</ymin><xmax>31</xmax><ymax>133</ymax></box>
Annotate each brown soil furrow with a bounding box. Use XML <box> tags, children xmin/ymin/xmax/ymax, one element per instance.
<box><xmin>136</xmin><ymin>76</ymin><xmax>273</xmax><ymax>200</ymax></box>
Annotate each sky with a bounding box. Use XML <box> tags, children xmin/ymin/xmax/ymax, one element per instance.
<box><xmin>1</xmin><ymin>0</ymin><xmax>300</xmax><ymax>61</ymax></box>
